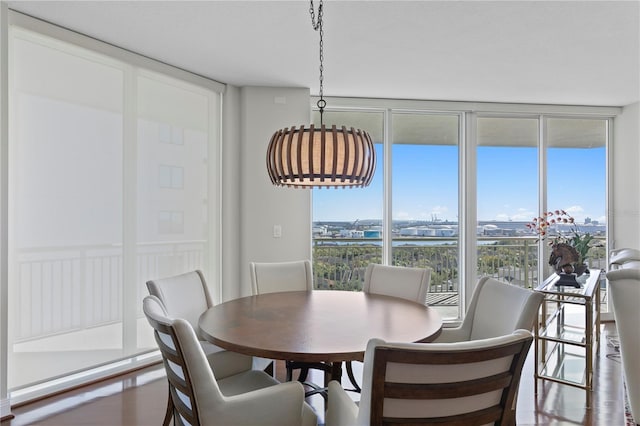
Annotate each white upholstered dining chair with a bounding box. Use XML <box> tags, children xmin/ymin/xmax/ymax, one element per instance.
<box><xmin>605</xmin><ymin>268</ymin><xmax>640</xmax><ymax>424</ymax></box>
<box><xmin>250</xmin><ymin>259</ymin><xmax>313</xmax><ymax>294</ymax></box>
<box><xmin>345</xmin><ymin>263</ymin><xmax>432</xmax><ymax>391</ymax></box>
<box><xmin>428</xmin><ymin>276</ymin><xmax>543</xmax><ymax>419</ymax></box>
<box><xmin>249</xmin><ymin>260</ymin><xmax>332</xmax><ymax>394</ymax></box>
<box><xmin>432</xmin><ymin>276</ymin><xmax>544</xmax><ymax>343</ymax></box>
<box><xmin>609</xmin><ymin>247</ymin><xmax>640</xmax><ymax>270</ymax></box>
<box><xmin>362</xmin><ymin>263</ymin><xmax>431</xmax><ymax>305</ymax></box>
<box><xmin>143</xmin><ymin>295</ymin><xmax>318</xmax><ymax>426</ymax></box>
<box><xmin>325</xmin><ymin>330</ymin><xmax>533</xmax><ymax>426</ymax></box>
<box><xmin>146</xmin><ymin>270</ymin><xmax>214</xmax><ymax>337</ymax></box>
<box><xmin>146</xmin><ymin>270</ymin><xmax>273</xmax><ymax>424</ymax></box>
<box><xmin>146</xmin><ymin>270</ymin><xmax>272</xmax><ymax>370</ymax></box>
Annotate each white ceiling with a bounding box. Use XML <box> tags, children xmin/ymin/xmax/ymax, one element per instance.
<box><xmin>7</xmin><ymin>0</ymin><xmax>640</xmax><ymax>107</ymax></box>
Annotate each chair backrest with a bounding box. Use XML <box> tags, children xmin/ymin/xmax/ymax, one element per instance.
<box><xmin>609</xmin><ymin>247</ymin><xmax>640</xmax><ymax>269</ymax></box>
<box><xmin>358</xmin><ymin>330</ymin><xmax>533</xmax><ymax>425</ymax></box>
<box><xmin>250</xmin><ymin>260</ymin><xmax>313</xmax><ymax>295</ymax></box>
<box><xmin>146</xmin><ymin>270</ymin><xmax>213</xmax><ymax>332</ymax></box>
<box><xmin>464</xmin><ymin>277</ymin><xmax>544</xmax><ymax>340</ymax></box>
<box><xmin>605</xmin><ymin>268</ymin><xmax>640</xmax><ymax>422</ymax></box>
<box><xmin>362</xmin><ymin>263</ymin><xmax>431</xmax><ymax>305</ymax></box>
<box><xmin>143</xmin><ymin>295</ymin><xmax>231</xmax><ymax>426</ymax></box>
<box><xmin>143</xmin><ymin>295</ymin><xmax>223</xmax><ymax>426</ymax></box>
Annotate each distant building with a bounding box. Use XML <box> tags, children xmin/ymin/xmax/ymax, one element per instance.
<box><xmin>340</xmin><ymin>229</ymin><xmax>364</xmax><ymax>238</ymax></box>
<box><xmin>320</xmin><ymin>220</ymin><xmax>605</xmax><ymax>239</ymax></box>
<box><xmin>400</xmin><ymin>227</ymin><xmax>419</xmax><ymax>236</ymax></box>
<box><xmin>483</xmin><ymin>225</ymin><xmax>517</xmax><ymax>236</ymax></box>
<box><xmin>364</xmin><ymin>230</ymin><xmax>381</xmax><ymax>238</ymax></box>
<box><xmin>312</xmin><ymin>225</ymin><xmax>328</xmax><ymax>236</ymax></box>
<box><xmin>399</xmin><ymin>225</ymin><xmax>458</xmax><ymax>237</ymax></box>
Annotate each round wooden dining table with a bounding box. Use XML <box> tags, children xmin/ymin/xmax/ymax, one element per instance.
<box><xmin>198</xmin><ymin>290</ymin><xmax>442</xmax><ymax>382</ymax></box>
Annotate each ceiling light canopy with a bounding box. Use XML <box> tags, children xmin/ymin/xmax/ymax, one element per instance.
<box><xmin>266</xmin><ymin>0</ymin><xmax>376</xmax><ymax>189</ymax></box>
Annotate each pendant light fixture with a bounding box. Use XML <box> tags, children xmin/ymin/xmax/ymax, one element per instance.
<box><xmin>266</xmin><ymin>0</ymin><xmax>376</xmax><ymax>188</ymax></box>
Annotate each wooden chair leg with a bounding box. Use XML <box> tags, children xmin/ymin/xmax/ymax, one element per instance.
<box><xmin>162</xmin><ymin>384</ymin><xmax>174</xmax><ymax>426</ymax></box>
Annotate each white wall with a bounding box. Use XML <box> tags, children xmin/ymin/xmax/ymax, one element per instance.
<box><xmin>605</xmin><ymin>101</ymin><xmax>639</xmax><ymax>323</ymax></box>
<box><xmin>220</xmin><ymin>85</ymin><xmax>242</xmax><ymax>303</ymax></box>
<box><xmin>0</xmin><ymin>2</ymin><xmax>9</xmax><ymax>419</ymax></box>
<box><xmin>612</xmin><ymin>102</ymin><xmax>640</xmax><ymax>250</ymax></box>
<box><xmin>236</xmin><ymin>86</ymin><xmax>312</xmax><ymax>298</ymax></box>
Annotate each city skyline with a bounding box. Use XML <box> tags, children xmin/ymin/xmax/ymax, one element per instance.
<box><xmin>313</xmin><ymin>144</ymin><xmax>606</xmax><ymax>224</ymax></box>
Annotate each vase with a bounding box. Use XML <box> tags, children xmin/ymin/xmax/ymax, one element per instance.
<box><xmin>574</xmin><ymin>263</ymin><xmax>589</xmax><ymax>277</ymax></box>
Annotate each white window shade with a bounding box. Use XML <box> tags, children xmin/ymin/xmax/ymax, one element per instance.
<box><xmin>8</xmin><ymin>21</ymin><xmax>220</xmax><ymax>398</ymax></box>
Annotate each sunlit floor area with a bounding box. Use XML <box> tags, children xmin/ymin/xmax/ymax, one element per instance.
<box><xmin>1</xmin><ymin>322</ymin><xmax>628</xmax><ymax>426</ymax></box>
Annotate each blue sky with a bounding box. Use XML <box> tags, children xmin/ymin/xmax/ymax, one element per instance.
<box><xmin>313</xmin><ymin>144</ymin><xmax>606</xmax><ymax>224</ymax></box>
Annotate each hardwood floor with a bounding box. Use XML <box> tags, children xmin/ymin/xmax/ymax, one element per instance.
<box><xmin>1</xmin><ymin>322</ymin><xmax>627</xmax><ymax>426</ymax></box>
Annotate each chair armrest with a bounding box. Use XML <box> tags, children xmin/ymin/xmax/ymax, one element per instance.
<box><xmin>325</xmin><ymin>380</ymin><xmax>359</xmax><ymax>426</ymax></box>
<box><xmin>210</xmin><ymin>381</ymin><xmax>314</xmax><ymax>425</ymax></box>
<box><xmin>431</xmin><ymin>327</ymin><xmax>470</xmax><ymax>343</ymax></box>
<box><xmin>202</xmin><ymin>343</ymin><xmax>253</xmax><ymax>379</ymax></box>
<box><xmin>610</xmin><ymin>248</ymin><xmax>640</xmax><ymax>264</ymax></box>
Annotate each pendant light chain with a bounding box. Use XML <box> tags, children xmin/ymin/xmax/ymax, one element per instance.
<box><xmin>309</xmin><ymin>0</ymin><xmax>326</xmax><ymax>124</ymax></box>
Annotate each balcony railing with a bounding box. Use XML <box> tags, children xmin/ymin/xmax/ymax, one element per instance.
<box><xmin>12</xmin><ymin>241</ymin><xmax>206</xmax><ymax>343</ymax></box>
<box><xmin>12</xmin><ymin>236</ymin><xmax>606</xmax><ymax>342</ymax></box>
<box><xmin>313</xmin><ymin>236</ymin><xmax>607</xmax><ymax>299</ymax></box>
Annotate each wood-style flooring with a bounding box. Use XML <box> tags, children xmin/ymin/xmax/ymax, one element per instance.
<box><xmin>1</xmin><ymin>322</ymin><xmax>628</xmax><ymax>426</ymax></box>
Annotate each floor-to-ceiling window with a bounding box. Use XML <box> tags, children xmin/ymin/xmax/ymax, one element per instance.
<box><xmin>7</xmin><ymin>15</ymin><xmax>221</xmax><ymax>401</ymax></box>
<box><xmin>312</xmin><ymin>110</ymin><xmax>384</xmax><ymax>291</ymax></box>
<box><xmin>391</xmin><ymin>112</ymin><xmax>460</xmax><ymax>319</ymax></box>
<box><xmin>311</xmin><ymin>107</ymin><xmax>464</xmax><ymax>320</ymax></box>
<box><xmin>475</xmin><ymin>115</ymin><xmax>608</xmax><ymax>289</ymax></box>
<box><xmin>476</xmin><ymin>116</ymin><xmax>539</xmax><ymax>287</ymax></box>
<box><xmin>311</xmin><ymin>98</ymin><xmax>614</xmax><ymax>321</ymax></box>
<box><xmin>545</xmin><ymin>116</ymin><xmax>608</xmax><ymax>294</ymax></box>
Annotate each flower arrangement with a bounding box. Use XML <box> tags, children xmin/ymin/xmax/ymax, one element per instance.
<box><xmin>526</xmin><ymin>209</ymin><xmax>574</xmax><ymax>239</ymax></box>
<box><xmin>526</xmin><ymin>210</ymin><xmax>593</xmax><ymax>275</ymax></box>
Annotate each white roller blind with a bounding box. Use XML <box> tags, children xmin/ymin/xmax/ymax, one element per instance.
<box><xmin>8</xmin><ymin>21</ymin><xmax>220</xmax><ymax>399</ymax></box>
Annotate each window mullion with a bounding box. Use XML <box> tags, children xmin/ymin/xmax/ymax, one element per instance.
<box><xmin>462</xmin><ymin>111</ymin><xmax>476</xmax><ymax>316</ymax></box>
<box><xmin>538</xmin><ymin>115</ymin><xmax>546</xmax><ymax>288</ymax></box>
<box><xmin>382</xmin><ymin>108</ymin><xmax>392</xmax><ymax>265</ymax></box>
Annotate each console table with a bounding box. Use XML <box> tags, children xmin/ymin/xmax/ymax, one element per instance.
<box><xmin>534</xmin><ymin>269</ymin><xmax>602</xmax><ymax>407</ymax></box>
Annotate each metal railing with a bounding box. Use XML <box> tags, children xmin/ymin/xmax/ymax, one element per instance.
<box><xmin>13</xmin><ymin>241</ymin><xmax>207</xmax><ymax>342</ymax></box>
<box><xmin>313</xmin><ymin>236</ymin><xmax>607</xmax><ymax>301</ymax></box>
<box><xmin>12</xmin><ymin>236</ymin><xmax>606</xmax><ymax>342</ymax></box>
